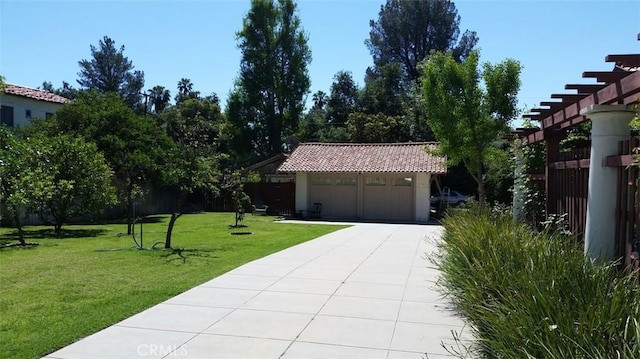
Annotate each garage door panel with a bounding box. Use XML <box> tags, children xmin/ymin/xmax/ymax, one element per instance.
<box><xmin>363</xmin><ymin>175</ymin><xmax>413</xmax><ymax>221</ymax></box>
<box><xmin>309</xmin><ymin>174</ymin><xmax>357</xmax><ymax>218</ymax></box>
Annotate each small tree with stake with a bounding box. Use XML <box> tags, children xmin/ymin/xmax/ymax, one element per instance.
<box><xmin>226</xmin><ymin>170</ymin><xmax>259</xmax><ymax>228</ymax></box>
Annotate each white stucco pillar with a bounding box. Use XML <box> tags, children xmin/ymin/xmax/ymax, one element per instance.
<box><xmin>512</xmin><ymin>148</ymin><xmax>525</xmax><ymax>221</ymax></box>
<box><xmin>415</xmin><ymin>173</ymin><xmax>431</xmax><ymax>223</ymax></box>
<box><xmin>295</xmin><ymin>172</ymin><xmax>308</xmax><ymax>215</ymax></box>
<box><xmin>581</xmin><ymin>104</ymin><xmax>636</xmax><ymax>261</ymax></box>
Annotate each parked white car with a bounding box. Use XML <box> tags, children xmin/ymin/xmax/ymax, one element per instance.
<box><xmin>430</xmin><ymin>190</ymin><xmax>472</xmax><ymax>206</ymax></box>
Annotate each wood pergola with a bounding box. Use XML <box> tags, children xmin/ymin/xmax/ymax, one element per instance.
<box><xmin>518</xmin><ymin>34</ymin><xmax>640</xmax><ymax>146</ymax></box>
<box><xmin>515</xmin><ymin>33</ymin><xmax>640</xmax><ymax>271</ymax></box>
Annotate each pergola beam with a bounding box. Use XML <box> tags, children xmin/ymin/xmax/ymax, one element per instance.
<box><xmin>550</xmin><ymin>94</ymin><xmax>585</xmax><ymax>102</ymax></box>
<box><xmin>605</xmin><ymin>54</ymin><xmax>640</xmax><ymax>67</ymax></box>
<box><xmin>583</xmin><ymin>71</ymin><xmax>630</xmax><ymax>83</ymax></box>
<box><xmin>564</xmin><ymin>84</ymin><xmax>607</xmax><ymax>94</ymax></box>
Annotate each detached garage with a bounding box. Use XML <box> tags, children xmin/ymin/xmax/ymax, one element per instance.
<box><xmin>277</xmin><ymin>143</ymin><xmax>446</xmax><ymax>223</ymax></box>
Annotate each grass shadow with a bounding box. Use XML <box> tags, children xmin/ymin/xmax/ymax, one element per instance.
<box><xmin>0</xmin><ymin>228</ymin><xmax>109</xmax><ymax>241</ymax></box>
<box><xmin>159</xmin><ymin>248</ymin><xmax>220</xmax><ymax>264</ymax></box>
<box><xmin>103</xmin><ymin>216</ymin><xmax>166</xmax><ymax>225</ymax></box>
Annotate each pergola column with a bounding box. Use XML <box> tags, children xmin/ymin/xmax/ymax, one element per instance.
<box><xmin>581</xmin><ymin>104</ymin><xmax>636</xmax><ymax>261</ymax></box>
<box><xmin>512</xmin><ymin>148</ymin><xmax>524</xmax><ymax>221</ymax></box>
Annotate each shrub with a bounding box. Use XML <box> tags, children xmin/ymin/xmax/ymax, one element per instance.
<box><xmin>434</xmin><ymin>206</ymin><xmax>640</xmax><ymax>358</ymax></box>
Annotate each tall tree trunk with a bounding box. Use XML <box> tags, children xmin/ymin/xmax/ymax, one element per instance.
<box><xmin>54</xmin><ymin>221</ymin><xmax>63</xmax><ymax>234</ymax></box>
<box><xmin>13</xmin><ymin>212</ymin><xmax>25</xmax><ymax>246</ymax></box>
<box><xmin>477</xmin><ymin>166</ymin><xmax>486</xmax><ymax>208</ymax></box>
<box><xmin>164</xmin><ymin>193</ymin><xmax>184</xmax><ymax>249</ymax></box>
<box><xmin>126</xmin><ymin>182</ymin><xmax>134</xmax><ymax>235</ymax></box>
<box><xmin>165</xmin><ymin>212</ymin><xmax>178</xmax><ymax>249</ymax></box>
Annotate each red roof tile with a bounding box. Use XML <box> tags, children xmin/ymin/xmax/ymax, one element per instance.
<box><xmin>4</xmin><ymin>84</ymin><xmax>70</xmax><ymax>104</ymax></box>
<box><xmin>278</xmin><ymin>142</ymin><xmax>446</xmax><ymax>173</ymax></box>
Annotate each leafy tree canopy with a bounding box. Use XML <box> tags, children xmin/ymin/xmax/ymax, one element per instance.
<box><xmin>21</xmin><ymin>134</ymin><xmax>117</xmax><ymax>233</ymax></box>
<box><xmin>326</xmin><ymin>71</ymin><xmax>359</xmax><ymax>125</ymax></box>
<box><xmin>158</xmin><ymin>97</ymin><xmax>223</xmax><ymax>248</ymax></box>
<box><xmin>77</xmin><ymin>36</ymin><xmax>145</xmax><ymax>108</ymax></box>
<box><xmin>34</xmin><ymin>90</ymin><xmax>173</xmax><ymax>234</ymax></box>
<box><xmin>366</xmin><ymin>0</ymin><xmax>478</xmax><ymax>82</ymax></box>
<box><xmin>227</xmin><ymin>0</ymin><xmax>312</xmax><ymax>159</ymax></box>
<box><xmin>421</xmin><ymin>50</ymin><xmax>521</xmax><ymax>206</ymax></box>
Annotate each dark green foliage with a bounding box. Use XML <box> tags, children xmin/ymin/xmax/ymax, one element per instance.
<box><xmin>175</xmin><ymin>78</ymin><xmax>200</xmax><ymax>105</ymax></box>
<box><xmin>360</xmin><ymin>63</ymin><xmax>406</xmax><ymax>117</ymax></box>
<box><xmin>227</xmin><ymin>0</ymin><xmax>311</xmax><ymax>159</ymax></box>
<box><xmin>77</xmin><ymin>36</ymin><xmax>145</xmax><ymax>108</ymax></box>
<box><xmin>21</xmin><ymin>135</ymin><xmax>117</xmax><ymax>233</ymax></box>
<box><xmin>40</xmin><ymin>81</ymin><xmax>79</xmax><ymax>100</ymax></box>
<box><xmin>346</xmin><ymin>112</ymin><xmax>409</xmax><ymax>143</ymax></box>
<box><xmin>0</xmin><ymin>127</ymin><xmax>29</xmax><ymax>244</ymax></box>
<box><xmin>366</xmin><ymin>0</ymin><xmax>478</xmax><ymax>82</ymax></box>
<box><xmin>232</xmin><ymin>189</ymin><xmax>252</xmax><ymax>227</ymax></box>
<box><xmin>435</xmin><ymin>207</ymin><xmax>640</xmax><ymax>358</ymax></box>
<box><xmin>311</xmin><ymin>90</ymin><xmax>328</xmax><ymax>111</ymax></box>
<box><xmin>36</xmin><ymin>91</ymin><xmax>172</xmax><ymax>234</ymax></box>
<box><xmin>483</xmin><ymin>140</ymin><xmax>515</xmax><ymax>205</ymax></box>
<box><xmin>326</xmin><ymin>71</ymin><xmax>359</xmax><ymax>124</ymax></box>
<box><xmin>147</xmin><ymin>85</ymin><xmax>171</xmax><ymax>113</ymax></box>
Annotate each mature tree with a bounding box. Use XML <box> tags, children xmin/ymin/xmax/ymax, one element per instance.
<box><xmin>175</xmin><ymin>78</ymin><xmax>200</xmax><ymax>104</ymax></box>
<box><xmin>228</xmin><ymin>0</ymin><xmax>311</xmax><ymax>159</ymax></box>
<box><xmin>0</xmin><ymin>128</ymin><xmax>31</xmax><ymax>245</ymax></box>
<box><xmin>158</xmin><ymin>97</ymin><xmax>222</xmax><ymax>249</ymax></box>
<box><xmin>346</xmin><ymin>112</ymin><xmax>408</xmax><ymax>143</ymax></box>
<box><xmin>366</xmin><ymin>0</ymin><xmax>478</xmax><ymax>82</ymax></box>
<box><xmin>359</xmin><ymin>63</ymin><xmax>406</xmax><ymax>117</ymax></box>
<box><xmin>38</xmin><ymin>91</ymin><xmax>172</xmax><ymax>234</ymax></box>
<box><xmin>147</xmin><ymin>85</ymin><xmax>171</xmax><ymax>113</ymax></box>
<box><xmin>421</xmin><ymin>50</ymin><xmax>521</xmax><ymax>206</ymax></box>
<box><xmin>25</xmin><ymin>134</ymin><xmax>117</xmax><ymax>233</ymax></box>
<box><xmin>326</xmin><ymin>71</ymin><xmax>359</xmax><ymax>125</ymax></box>
<box><xmin>77</xmin><ymin>36</ymin><xmax>145</xmax><ymax>108</ymax></box>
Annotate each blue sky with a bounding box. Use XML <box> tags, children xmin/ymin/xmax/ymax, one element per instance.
<box><xmin>1</xmin><ymin>0</ymin><xmax>639</xmax><ymax>126</ymax></box>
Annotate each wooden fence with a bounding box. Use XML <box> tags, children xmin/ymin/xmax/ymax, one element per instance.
<box><xmin>609</xmin><ymin>138</ymin><xmax>640</xmax><ymax>276</ymax></box>
<box><xmin>547</xmin><ymin>147</ymin><xmax>590</xmax><ymax>241</ymax></box>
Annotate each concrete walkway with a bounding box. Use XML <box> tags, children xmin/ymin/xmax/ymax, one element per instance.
<box><xmin>44</xmin><ymin>223</ymin><xmax>470</xmax><ymax>359</ymax></box>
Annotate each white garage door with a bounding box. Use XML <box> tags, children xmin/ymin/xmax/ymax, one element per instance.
<box><xmin>363</xmin><ymin>174</ymin><xmax>414</xmax><ymax>221</ymax></box>
<box><xmin>308</xmin><ymin>174</ymin><xmax>357</xmax><ymax>219</ymax></box>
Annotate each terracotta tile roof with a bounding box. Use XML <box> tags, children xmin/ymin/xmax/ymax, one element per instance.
<box><xmin>3</xmin><ymin>84</ymin><xmax>70</xmax><ymax>104</ymax></box>
<box><xmin>278</xmin><ymin>142</ymin><xmax>446</xmax><ymax>173</ymax></box>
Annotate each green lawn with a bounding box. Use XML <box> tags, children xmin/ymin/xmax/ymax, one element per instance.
<box><xmin>0</xmin><ymin>213</ymin><xmax>347</xmax><ymax>359</ymax></box>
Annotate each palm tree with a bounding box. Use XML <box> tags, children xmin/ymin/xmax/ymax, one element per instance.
<box><xmin>148</xmin><ymin>85</ymin><xmax>171</xmax><ymax>113</ymax></box>
<box><xmin>312</xmin><ymin>90</ymin><xmax>328</xmax><ymax>110</ymax></box>
<box><xmin>176</xmin><ymin>78</ymin><xmax>197</xmax><ymax>104</ymax></box>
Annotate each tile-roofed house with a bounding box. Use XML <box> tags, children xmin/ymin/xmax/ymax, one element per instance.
<box><xmin>4</xmin><ymin>84</ymin><xmax>70</xmax><ymax>104</ymax></box>
<box><xmin>278</xmin><ymin>142</ymin><xmax>447</xmax><ymax>223</ymax></box>
<box><xmin>1</xmin><ymin>84</ymin><xmax>70</xmax><ymax>128</ymax></box>
<box><xmin>278</xmin><ymin>142</ymin><xmax>446</xmax><ymax>173</ymax></box>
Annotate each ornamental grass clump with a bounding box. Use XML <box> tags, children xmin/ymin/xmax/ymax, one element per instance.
<box><xmin>434</xmin><ymin>206</ymin><xmax>640</xmax><ymax>358</ymax></box>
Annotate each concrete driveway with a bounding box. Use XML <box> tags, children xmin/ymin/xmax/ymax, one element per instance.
<box><xmin>44</xmin><ymin>223</ymin><xmax>470</xmax><ymax>359</ymax></box>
